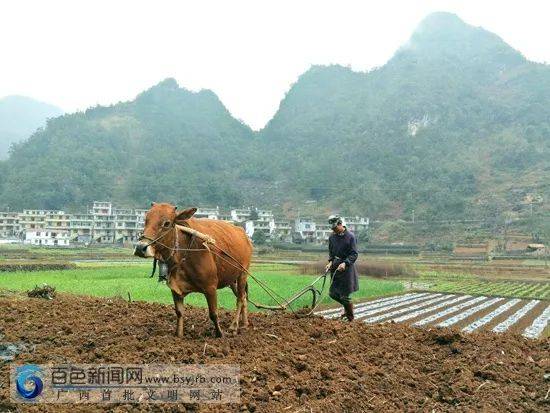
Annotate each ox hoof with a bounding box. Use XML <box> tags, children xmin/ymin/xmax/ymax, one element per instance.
<box><xmin>214</xmin><ymin>330</ymin><xmax>223</xmax><ymax>338</ymax></box>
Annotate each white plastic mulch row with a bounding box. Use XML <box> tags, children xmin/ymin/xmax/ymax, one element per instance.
<box><xmin>412</xmin><ymin>296</ymin><xmax>488</xmax><ymax>326</ymax></box>
<box><xmin>354</xmin><ymin>293</ymin><xmax>442</xmax><ymax>320</ymax></box>
<box><xmin>436</xmin><ymin>297</ymin><xmax>505</xmax><ymax>328</ymax></box>
<box><xmin>491</xmin><ymin>300</ymin><xmax>540</xmax><ymax>333</ymax></box>
<box><xmin>390</xmin><ymin>294</ymin><xmax>473</xmax><ymax>323</ymax></box>
<box><xmin>361</xmin><ymin>294</ymin><xmax>454</xmax><ymax>324</ymax></box>
<box><xmin>461</xmin><ymin>298</ymin><xmax>522</xmax><ymax>333</ymax></box>
<box><xmin>322</xmin><ymin>292</ymin><xmax>432</xmax><ymax>319</ymax></box>
<box><xmin>315</xmin><ymin>292</ymin><xmax>426</xmax><ymax>316</ymax></box>
<box><xmin>522</xmin><ymin>304</ymin><xmax>550</xmax><ymax>339</ymax></box>
<box><xmin>316</xmin><ymin>292</ymin><xmax>549</xmax><ymax>338</ymax></box>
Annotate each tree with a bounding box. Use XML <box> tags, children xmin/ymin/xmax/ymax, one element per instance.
<box><xmin>249</xmin><ymin>208</ymin><xmax>259</xmax><ymax>220</ymax></box>
<box><xmin>252</xmin><ymin>230</ymin><xmax>267</xmax><ymax>245</ymax></box>
<box><xmin>355</xmin><ymin>229</ymin><xmax>370</xmax><ymax>244</ymax></box>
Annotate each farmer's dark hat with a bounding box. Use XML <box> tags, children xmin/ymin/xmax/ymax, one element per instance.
<box><xmin>328</xmin><ymin>215</ymin><xmax>343</xmax><ymax>229</ymax></box>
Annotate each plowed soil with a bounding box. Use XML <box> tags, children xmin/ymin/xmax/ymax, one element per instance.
<box><xmin>0</xmin><ymin>292</ymin><xmax>548</xmax><ymax>412</ymax></box>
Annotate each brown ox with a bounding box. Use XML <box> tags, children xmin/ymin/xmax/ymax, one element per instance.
<box><xmin>134</xmin><ymin>203</ymin><xmax>252</xmax><ymax>337</ymax></box>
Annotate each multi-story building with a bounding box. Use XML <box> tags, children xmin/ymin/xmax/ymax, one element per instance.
<box><xmin>134</xmin><ymin>209</ymin><xmax>147</xmax><ymax>229</ymax></box>
<box><xmin>44</xmin><ymin>211</ymin><xmax>70</xmax><ymax>232</ymax></box>
<box><xmin>69</xmin><ymin>213</ymin><xmax>94</xmax><ymax>243</ymax></box>
<box><xmin>257</xmin><ymin>209</ymin><xmax>275</xmax><ymax>222</ymax></box>
<box><xmin>20</xmin><ymin>210</ymin><xmax>71</xmax><ymax>246</ymax></box>
<box><xmin>272</xmin><ymin>220</ymin><xmax>292</xmax><ymax>242</ymax></box>
<box><xmin>195</xmin><ymin>207</ymin><xmax>220</xmax><ymax>220</ymax></box>
<box><xmin>91</xmin><ymin>201</ymin><xmax>113</xmax><ymax>216</ymax></box>
<box><xmin>89</xmin><ymin>202</ymin><xmax>115</xmax><ymax>243</ymax></box>
<box><xmin>218</xmin><ymin>213</ymin><xmax>234</xmax><ymax>222</ymax></box>
<box><xmin>244</xmin><ymin>219</ymin><xmax>274</xmax><ymax>239</ymax></box>
<box><xmin>69</xmin><ymin>203</ymin><xmax>146</xmax><ymax>245</ymax></box>
<box><xmin>25</xmin><ymin>229</ymin><xmax>70</xmax><ymax>246</ymax></box>
<box><xmin>230</xmin><ymin>208</ymin><xmax>251</xmax><ymax>223</ymax></box>
<box><xmin>294</xmin><ymin>218</ymin><xmax>316</xmax><ymax>243</ymax></box>
<box><xmin>314</xmin><ymin>222</ymin><xmax>333</xmax><ymax>243</ymax></box>
<box><xmin>113</xmin><ymin>208</ymin><xmax>139</xmax><ymax>244</ymax></box>
<box><xmin>0</xmin><ymin>212</ymin><xmax>19</xmax><ymax>238</ymax></box>
<box><xmin>342</xmin><ymin>216</ymin><xmax>369</xmax><ymax>233</ymax></box>
<box><xmin>0</xmin><ymin>202</ymin><xmax>369</xmax><ymax>246</ymax></box>
<box><xmin>243</xmin><ymin>209</ymin><xmax>277</xmax><ymax>239</ymax></box>
<box><xmin>19</xmin><ymin>209</ymin><xmax>52</xmax><ymax>232</ymax></box>
<box><xmin>314</xmin><ymin>216</ymin><xmax>369</xmax><ymax>243</ymax></box>
<box><xmin>44</xmin><ymin>211</ymin><xmax>71</xmax><ymax>245</ymax></box>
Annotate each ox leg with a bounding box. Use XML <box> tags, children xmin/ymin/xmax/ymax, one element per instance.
<box><xmin>230</xmin><ymin>275</ymin><xmax>249</xmax><ymax>333</ymax></box>
<box><xmin>205</xmin><ymin>288</ymin><xmax>223</xmax><ymax>338</ymax></box>
<box><xmin>238</xmin><ymin>275</ymin><xmax>249</xmax><ymax>330</ymax></box>
<box><xmin>229</xmin><ymin>282</ymin><xmax>238</xmax><ymax>297</ymax></box>
<box><xmin>229</xmin><ymin>302</ymin><xmax>242</xmax><ymax>334</ymax></box>
<box><xmin>172</xmin><ymin>290</ymin><xmax>186</xmax><ymax>338</ymax></box>
<box><xmin>229</xmin><ymin>282</ymin><xmax>241</xmax><ymax>333</ymax></box>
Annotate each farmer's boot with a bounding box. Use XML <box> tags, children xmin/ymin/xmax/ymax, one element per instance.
<box><xmin>344</xmin><ymin>302</ymin><xmax>354</xmax><ymax>322</ymax></box>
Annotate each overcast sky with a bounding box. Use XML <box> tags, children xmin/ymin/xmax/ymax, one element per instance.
<box><xmin>1</xmin><ymin>0</ymin><xmax>549</xmax><ymax>130</ymax></box>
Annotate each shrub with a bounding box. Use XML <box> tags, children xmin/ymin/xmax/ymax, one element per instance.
<box><xmin>27</xmin><ymin>284</ymin><xmax>56</xmax><ymax>299</ymax></box>
<box><xmin>252</xmin><ymin>231</ymin><xmax>267</xmax><ymax>245</ymax></box>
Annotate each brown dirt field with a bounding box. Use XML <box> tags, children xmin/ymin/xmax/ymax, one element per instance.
<box><xmin>0</xmin><ymin>293</ymin><xmax>549</xmax><ymax>412</ymax></box>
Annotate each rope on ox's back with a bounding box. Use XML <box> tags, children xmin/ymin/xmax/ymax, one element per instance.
<box><xmin>154</xmin><ymin>224</ymin><xmax>330</xmax><ymax>316</ymax></box>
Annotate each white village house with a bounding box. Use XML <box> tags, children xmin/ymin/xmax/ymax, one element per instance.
<box><xmin>0</xmin><ymin>202</ymin><xmax>368</xmax><ymax>245</ymax></box>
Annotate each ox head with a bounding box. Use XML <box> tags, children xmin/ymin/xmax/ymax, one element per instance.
<box><xmin>133</xmin><ymin>202</ymin><xmax>197</xmax><ymax>258</ymax></box>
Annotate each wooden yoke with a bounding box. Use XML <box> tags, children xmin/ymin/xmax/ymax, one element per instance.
<box><xmin>175</xmin><ymin>224</ymin><xmax>217</xmax><ymax>245</ymax></box>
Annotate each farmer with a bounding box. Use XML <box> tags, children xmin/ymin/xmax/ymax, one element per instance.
<box><xmin>324</xmin><ymin>215</ymin><xmax>359</xmax><ymax>321</ymax></box>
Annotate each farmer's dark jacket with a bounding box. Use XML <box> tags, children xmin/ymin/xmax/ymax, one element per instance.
<box><xmin>328</xmin><ymin>228</ymin><xmax>359</xmax><ymax>296</ymax></box>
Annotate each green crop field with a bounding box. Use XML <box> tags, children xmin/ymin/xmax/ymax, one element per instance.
<box><xmin>420</xmin><ymin>271</ymin><xmax>549</xmax><ymax>300</ymax></box>
<box><xmin>0</xmin><ymin>263</ymin><xmax>404</xmax><ymax>311</ymax></box>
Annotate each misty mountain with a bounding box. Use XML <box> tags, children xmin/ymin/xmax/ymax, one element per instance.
<box><xmin>0</xmin><ymin>79</ymin><xmax>253</xmax><ymax>210</ymax></box>
<box><xmin>0</xmin><ymin>12</ymin><xmax>548</xmax><ymax>223</ymax></box>
<box><xmin>261</xmin><ymin>12</ymin><xmax>550</xmax><ymax>219</ymax></box>
<box><xmin>0</xmin><ymin>96</ymin><xmax>63</xmax><ymax>159</ymax></box>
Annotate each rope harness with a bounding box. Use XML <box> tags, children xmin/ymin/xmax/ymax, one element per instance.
<box><xmin>139</xmin><ymin>223</ymin><xmax>331</xmax><ymax>316</ymax></box>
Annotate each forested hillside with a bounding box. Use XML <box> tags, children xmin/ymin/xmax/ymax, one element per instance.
<box><xmin>261</xmin><ymin>12</ymin><xmax>550</xmax><ymax>221</ymax></box>
<box><xmin>0</xmin><ymin>12</ymin><xmax>548</xmax><ymax>224</ymax></box>
<box><xmin>0</xmin><ymin>79</ymin><xmax>253</xmax><ymax>210</ymax></box>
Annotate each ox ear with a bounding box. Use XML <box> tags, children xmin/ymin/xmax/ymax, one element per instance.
<box><xmin>151</xmin><ymin>202</ymin><xmax>156</xmax><ymax>207</ymax></box>
<box><xmin>175</xmin><ymin>207</ymin><xmax>197</xmax><ymax>222</ymax></box>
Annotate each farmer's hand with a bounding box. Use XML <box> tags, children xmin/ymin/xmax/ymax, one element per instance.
<box><xmin>325</xmin><ymin>262</ymin><xmax>332</xmax><ymax>272</ymax></box>
<box><xmin>337</xmin><ymin>262</ymin><xmax>346</xmax><ymax>272</ymax></box>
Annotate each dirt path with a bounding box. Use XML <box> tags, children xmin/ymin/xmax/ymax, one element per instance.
<box><xmin>0</xmin><ymin>293</ymin><xmax>548</xmax><ymax>412</ymax></box>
